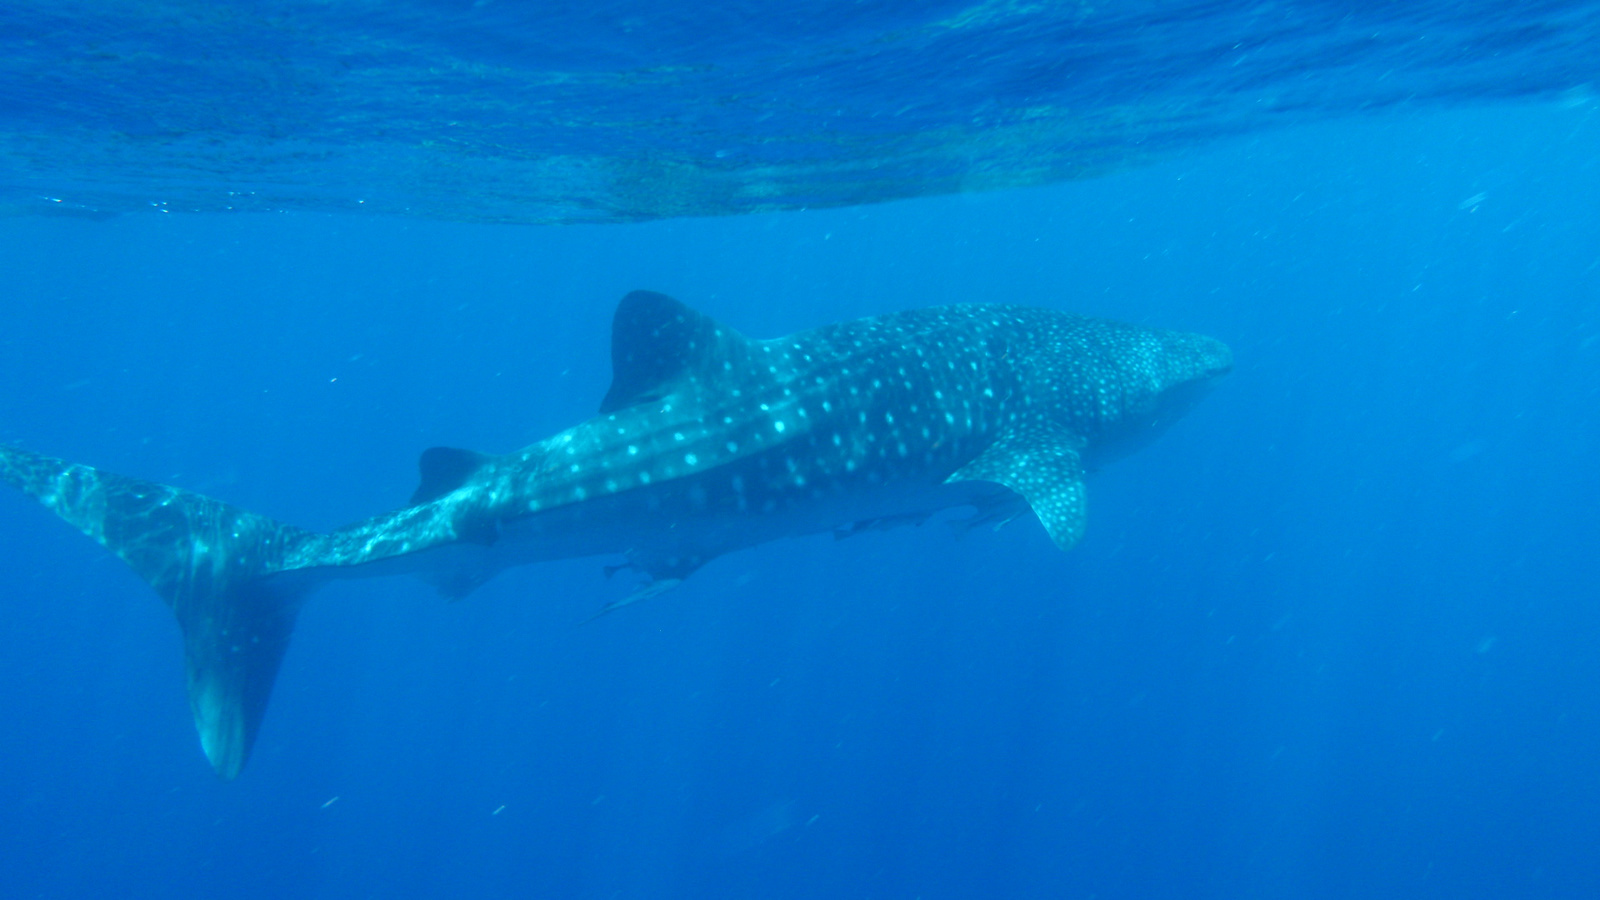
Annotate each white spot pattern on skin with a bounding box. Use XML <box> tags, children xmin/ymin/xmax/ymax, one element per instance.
<box><xmin>418</xmin><ymin>301</ymin><xmax>1230</xmax><ymax>582</ymax></box>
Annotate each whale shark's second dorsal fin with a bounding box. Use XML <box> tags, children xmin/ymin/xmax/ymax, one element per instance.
<box><xmin>599</xmin><ymin>291</ymin><xmax>755</xmax><ymax>414</ymax></box>
<box><xmin>411</xmin><ymin>446</ymin><xmax>494</xmax><ymax>505</ymax></box>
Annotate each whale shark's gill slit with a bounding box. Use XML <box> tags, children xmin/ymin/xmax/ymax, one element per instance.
<box><xmin>0</xmin><ymin>444</ymin><xmax>319</xmax><ymax>779</ymax></box>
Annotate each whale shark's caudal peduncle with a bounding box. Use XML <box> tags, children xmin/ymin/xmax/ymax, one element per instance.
<box><xmin>0</xmin><ymin>291</ymin><xmax>1231</xmax><ymax>778</ymax></box>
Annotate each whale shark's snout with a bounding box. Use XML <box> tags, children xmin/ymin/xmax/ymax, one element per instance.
<box><xmin>1166</xmin><ymin>330</ymin><xmax>1234</xmax><ymax>386</ymax></box>
<box><xmin>1195</xmin><ymin>333</ymin><xmax>1234</xmax><ymax>380</ymax></box>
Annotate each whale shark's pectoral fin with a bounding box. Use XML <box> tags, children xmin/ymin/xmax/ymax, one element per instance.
<box><xmin>946</xmin><ymin>429</ymin><xmax>1088</xmax><ymax>551</ymax></box>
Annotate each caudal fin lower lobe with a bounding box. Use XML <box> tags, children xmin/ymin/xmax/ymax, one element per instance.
<box><xmin>0</xmin><ymin>445</ymin><xmax>319</xmax><ymax>779</ymax></box>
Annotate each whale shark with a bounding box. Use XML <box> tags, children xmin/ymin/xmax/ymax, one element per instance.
<box><xmin>0</xmin><ymin>291</ymin><xmax>1231</xmax><ymax>778</ymax></box>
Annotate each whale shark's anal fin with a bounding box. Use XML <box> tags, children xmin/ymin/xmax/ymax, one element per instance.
<box><xmin>0</xmin><ymin>444</ymin><xmax>319</xmax><ymax>779</ymax></box>
<box><xmin>946</xmin><ymin>428</ymin><xmax>1088</xmax><ymax>551</ymax></box>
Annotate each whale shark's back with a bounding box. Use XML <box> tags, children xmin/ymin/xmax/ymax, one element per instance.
<box><xmin>0</xmin><ymin>444</ymin><xmax>316</xmax><ymax>779</ymax></box>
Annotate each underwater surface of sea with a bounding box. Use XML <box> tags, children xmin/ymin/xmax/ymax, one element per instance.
<box><xmin>2</xmin><ymin>2</ymin><xmax>1599</xmax><ymax>898</ymax></box>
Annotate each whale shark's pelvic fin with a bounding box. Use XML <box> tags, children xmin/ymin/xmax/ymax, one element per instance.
<box><xmin>0</xmin><ymin>445</ymin><xmax>318</xmax><ymax>779</ymax></box>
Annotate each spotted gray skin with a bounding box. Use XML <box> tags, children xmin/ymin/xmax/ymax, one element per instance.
<box><xmin>0</xmin><ymin>291</ymin><xmax>1231</xmax><ymax>778</ymax></box>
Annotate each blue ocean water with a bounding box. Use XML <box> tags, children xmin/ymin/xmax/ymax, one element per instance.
<box><xmin>4</xmin><ymin>1</ymin><xmax>1600</xmax><ymax>222</ymax></box>
<box><xmin>2</xmin><ymin>4</ymin><xmax>1599</xmax><ymax>900</ymax></box>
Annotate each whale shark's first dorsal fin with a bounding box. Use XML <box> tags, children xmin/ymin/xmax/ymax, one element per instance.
<box><xmin>599</xmin><ymin>291</ymin><xmax>755</xmax><ymax>414</ymax></box>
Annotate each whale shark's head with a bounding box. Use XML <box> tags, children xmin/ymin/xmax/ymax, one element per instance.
<box><xmin>1158</xmin><ymin>329</ymin><xmax>1235</xmax><ymax>387</ymax></box>
<box><xmin>1083</xmin><ymin>328</ymin><xmax>1232</xmax><ymax>469</ymax></box>
<box><xmin>1152</xmin><ymin>328</ymin><xmax>1233</xmax><ymax>420</ymax></box>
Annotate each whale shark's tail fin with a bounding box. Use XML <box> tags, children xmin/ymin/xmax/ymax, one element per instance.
<box><xmin>0</xmin><ymin>444</ymin><xmax>322</xmax><ymax>779</ymax></box>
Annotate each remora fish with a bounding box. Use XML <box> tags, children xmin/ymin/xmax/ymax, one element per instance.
<box><xmin>0</xmin><ymin>291</ymin><xmax>1231</xmax><ymax>778</ymax></box>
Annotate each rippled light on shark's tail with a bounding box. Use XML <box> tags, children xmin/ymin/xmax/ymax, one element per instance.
<box><xmin>0</xmin><ymin>444</ymin><xmax>320</xmax><ymax>779</ymax></box>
